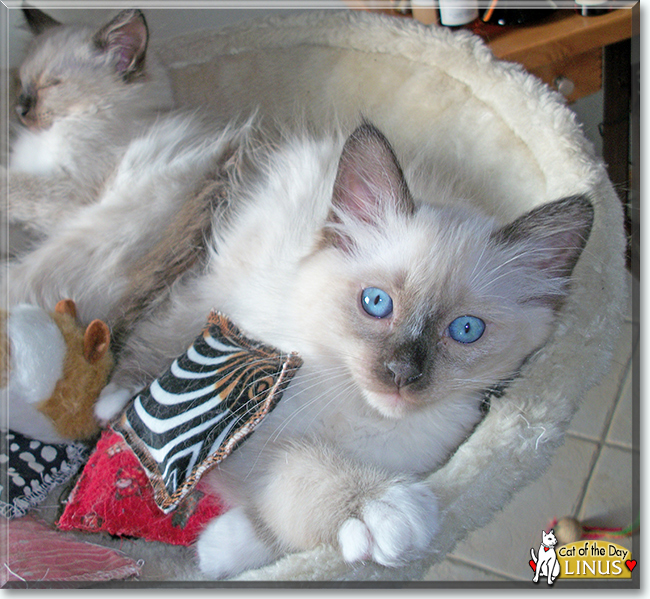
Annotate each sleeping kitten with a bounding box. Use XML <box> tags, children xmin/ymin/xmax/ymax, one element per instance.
<box><xmin>6</xmin><ymin>8</ymin><xmax>174</xmax><ymax>239</ymax></box>
<box><xmin>95</xmin><ymin>123</ymin><xmax>594</xmax><ymax>578</ymax></box>
<box><xmin>3</xmin><ymin>8</ymin><xmax>252</xmax><ymax>341</ymax></box>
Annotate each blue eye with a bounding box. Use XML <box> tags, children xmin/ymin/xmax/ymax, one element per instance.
<box><xmin>448</xmin><ymin>316</ymin><xmax>485</xmax><ymax>344</ymax></box>
<box><xmin>361</xmin><ymin>287</ymin><xmax>393</xmax><ymax>318</ymax></box>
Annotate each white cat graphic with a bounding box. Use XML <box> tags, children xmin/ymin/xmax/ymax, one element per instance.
<box><xmin>530</xmin><ymin>529</ymin><xmax>561</xmax><ymax>584</ymax></box>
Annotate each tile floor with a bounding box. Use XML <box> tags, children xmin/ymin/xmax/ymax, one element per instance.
<box><xmin>423</xmin><ymin>271</ymin><xmax>639</xmax><ymax>584</ymax></box>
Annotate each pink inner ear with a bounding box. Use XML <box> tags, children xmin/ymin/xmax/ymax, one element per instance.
<box><xmin>343</xmin><ymin>175</ymin><xmax>378</xmax><ymax>224</ymax></box>
<box><xmin>110</xmin><ymin>33</ymin><xmax>138</xmax><ymax>72</ymax></box>
<box><xmin>115</xmin><ymin>48</ymin><xmax>132</xmax><ymax>72</ymax></box>
<box><xmin>332</xmin><ymin>123</ymin><xmax>414</xmax><ymax>224</ymax></box>
<box><xmin>97</xmin><ymin>11</ymin><xmax>148</xmax><ymax>75</ymax></box>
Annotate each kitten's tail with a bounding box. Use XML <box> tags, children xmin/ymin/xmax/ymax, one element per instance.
<box><xmin>530</xmin><ymin>548</ymin><xmax>537</xmax><ymax>563</ymax></box>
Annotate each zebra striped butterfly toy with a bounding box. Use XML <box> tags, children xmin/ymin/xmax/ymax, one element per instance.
<box><xmin>112</xmin><ymin>312</ymin><xmax>302</xmax><ymax>513</ymax></box>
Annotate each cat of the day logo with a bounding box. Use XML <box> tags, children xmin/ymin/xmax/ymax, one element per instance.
<box><xmin>529</xmin><ymin>530</ymin><xmax>636</xmax><ymax>584</ymax></box>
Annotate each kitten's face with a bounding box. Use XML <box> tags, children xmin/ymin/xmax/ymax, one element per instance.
<box><xmin>296</xmin><ymin>124</ymin><xmax>593</xmax><ymax>420</ymax></box>
<box><xmin>16</xmin><ymin>9</ymin><xmax>149</xmax><ymax>131</ymax></box>
<box><xmin>299</xmin><ymin>207</ymin><xmax>555</xmax><ymax>419</ymax></box>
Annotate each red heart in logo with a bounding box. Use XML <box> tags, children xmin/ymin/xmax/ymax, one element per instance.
<box><xmin>544</xmin><ymin>547</ymin><xmax>550</xmax><ymax>552</ymax></box>
<box><xmin>529</xmin><ymin>559</ymin><xmax>536</xmax><ymax>571</ymax></box>
<box><xmin>626</xmin><ymin>560</ymin><xmax>637</xmax><ymax>572</ymax></box>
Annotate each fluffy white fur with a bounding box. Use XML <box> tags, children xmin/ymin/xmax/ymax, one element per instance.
<box><xmin>197</xmin><ymin>507</ymin><xmax>279</xmax><ymax>579</ymax></box>
<box><xmin>5</xmin><ymin>305</ymin><xmax>67</xmax><ymax>443</ymax></box>
<box><xmin>338</xmin><ymin>482</ymin><xmax>440</xmax><ymax>566</ymax></box>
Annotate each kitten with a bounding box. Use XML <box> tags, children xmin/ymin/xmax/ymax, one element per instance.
<box><xmin>3</xmin><ymin>8</ymin><xmax>252</xmax><ymax>341</ymax></box>
<box><xmin>95</xmin><ymin>123</ymin><xmax>594</xmax><ymax>578</ymax></box>
<box><xmin>6</xmin><ymin>8</ymin><xmax>174</xmax><ymax>238</ymax></box>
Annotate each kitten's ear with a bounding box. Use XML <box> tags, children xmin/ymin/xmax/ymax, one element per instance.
<box><xmin>492</xmin><ymin>195</ymin><xmax>594</xmax><ymax>306</ymax></box>
<box><xmin>93</xmin><ymin>9</ymin><xmax>149</xmax><ymax>80</ymax></box>
<box><xmin>325</xmin><ymin>123</ymin><xmax>415</xmax><ymax>249</ymax></box>
<box><xmin>22</xmin><ymin>7</ymin><xmax>61</xmax><ymax>35</ymax></box>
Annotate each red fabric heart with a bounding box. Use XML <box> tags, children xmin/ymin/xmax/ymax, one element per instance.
<box><xmin>626</xmin><ymin>559</ymin><xmax>637</xmax><ymax>572</ymax></box>
<box><xmin>529</xmin><ymin>559</ymin><xmax>536</xmax><ymax>571</ymax></box>
<box><xmin>57</xmin><ymin>428</ymin><xmax>224</xmax><ymax>546</ymax></box>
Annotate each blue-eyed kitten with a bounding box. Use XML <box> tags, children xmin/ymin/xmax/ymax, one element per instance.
<box><xmin>95</xmin><ymin>123</ymin><xmax>593</xmax><ymax>578</ymax></box>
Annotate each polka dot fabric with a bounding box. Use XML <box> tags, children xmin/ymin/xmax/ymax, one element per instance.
<box><xmin>0</xmin><ymin>429</ymin><xmax>88</xmax><ymax>519</ymax></box>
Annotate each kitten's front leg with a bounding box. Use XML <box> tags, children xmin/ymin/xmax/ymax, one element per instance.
<box><xmin>337</xmin><ymin>481</ymin><xmax>440</xmax><ymax>566</ymax></box>
<box><xmin>205</xmin><ymin>442</ymin><xmax>438</xmax><ymax>575</ymax></box>
<box><xmin>197</xmin><ymin>507</ymin><xmax>280</xmax><ymax>579</ymax></box>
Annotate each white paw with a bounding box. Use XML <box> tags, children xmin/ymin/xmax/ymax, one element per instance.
<box><xmin>93</xmin><ymin>382</ymin><xmax>133</xmax><ymax>425</ymax></box>
<box><xmin>196</xmin><ymin>507</ymin><xmax>276</xmax><ymax>579</ymax></box>
<box><xmin>338</xmin><ymin>482</ymin><xmax>439</xmax><ymax>567</ymax></box>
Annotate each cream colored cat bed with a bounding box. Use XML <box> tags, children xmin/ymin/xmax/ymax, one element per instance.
<box><xmin>29</xmin><ymin>10</ymin><xmax>626</xmax><ymax>583</ymax></box>
<box><xmin>141</xmin><ymin>10</ymin><xmax>627</xmax><ymax>581</ymax></box>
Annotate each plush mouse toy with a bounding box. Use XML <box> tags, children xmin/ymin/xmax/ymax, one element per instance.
<box><xmin>1</xmin><ymin>299</ymin><xmax>113</xmax><ymax>443</ymax></box>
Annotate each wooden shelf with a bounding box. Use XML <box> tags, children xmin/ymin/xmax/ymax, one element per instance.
<box><xmin>485</xmin><ymin>9</ymin><xmax>633</xmax><ymax>68</ymax></box>
<box><xmin>342</xmin><ymin>4</ymin><xmax>634</xmax><ymax>102</ymax></box>
<box><xmin>487</xmin><ymin>9</ymin><xmax>632</xmax><ymax>102</ymax></box>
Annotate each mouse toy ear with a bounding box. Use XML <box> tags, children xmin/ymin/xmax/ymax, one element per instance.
<box><xmin>54</xmin><ymin>299</ymin><xmax>78</xmax><ymax>320</ymax></box>
<box><xmin>83</xmin><ymin>320</ymin><xmax>111</xmax><ymax>364</ymax></box>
